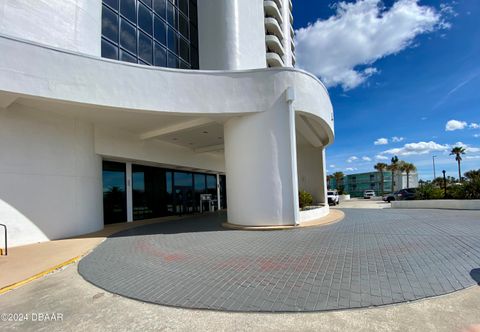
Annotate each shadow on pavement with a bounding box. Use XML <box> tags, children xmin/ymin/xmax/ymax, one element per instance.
<box><xmin>470</xmin><ymin>269</ymin><xmax>480</xmax><ymax>285</ymax></box>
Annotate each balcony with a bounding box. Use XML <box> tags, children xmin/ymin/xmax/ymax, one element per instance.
<box><xmin>271</xmin><ymin>0</ymin><xmax>282</xmax><ymax>9</ymax></box>
<box><xmin>266</xmin><ymin>35</ymin><xmax>285</xmax><ymax>56</ymax></box>
<box><xmin>266</xmin><ymin>52</ymin><xmax>284</xmax><ymax>67</ymax></box>
<box><xmin>264</xmin><ymin>1</ymin><xmax>283</xmax><ymax>25</ymax></box>
<box><xmin>265</xmin><ymin>17</ymin><xmax>284</xmax><ymax>40</ymax></box>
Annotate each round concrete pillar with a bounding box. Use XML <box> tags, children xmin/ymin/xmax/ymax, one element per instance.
<box><xmin>196</xmin><ymin>0</ymin><xmax>266</xmax><ymax>70</ymax></box>
<box><xmin>223</xmin><ymin>105</ymin><xmax>296</xmax><ymax>226</ymax></box>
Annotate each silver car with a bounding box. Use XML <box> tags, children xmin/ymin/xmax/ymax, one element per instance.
<box><xmin>363</xmin><ymin>190</ymin><xmax>375</xmax><ymax>199</ymax></box>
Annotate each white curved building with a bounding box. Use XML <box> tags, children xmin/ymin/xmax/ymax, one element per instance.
<box><xmin>0</xmin><ymin>0</ymin><xmax>334</xmax><ymax>246</ymax></box>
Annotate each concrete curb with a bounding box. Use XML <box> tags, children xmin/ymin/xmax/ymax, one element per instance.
<box><xmin>222</xmin><ymin>210</ymin><xmax>345</xmax><ymax>230</ymax></box>
<box><xmin>0</xmin><ymin>255</ymin><xmax>81</xmax><ymax>295</ymax></box>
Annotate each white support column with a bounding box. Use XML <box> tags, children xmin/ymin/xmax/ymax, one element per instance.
<box><xmin>126</xmin><ymin>162</ymin><xmax>133</xmax><ymax>222</ymax></box>
<box><xmin>224</xmin><ymin>89</ymin><xmax>296</xmax><ymax>227</ymax></box>
<box><xmin>216</xmin><ymin>173</ymin><xmax>221</xmax><ymax>210</ymax></box>
<box><xmin>287</xmin><ymin>87</ymin><xmax>299</xmax><ymax>225</ymax></box>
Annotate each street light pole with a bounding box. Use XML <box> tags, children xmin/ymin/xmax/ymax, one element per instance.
<box><xmin>442</xmin><ymin>170</ymin><xmax>447</xmax><ymax>197</ymax></box>
<box><xmin>432</xmin><ymin>155</ymin><xmax>437</xmax><ymax>180</ymax></box>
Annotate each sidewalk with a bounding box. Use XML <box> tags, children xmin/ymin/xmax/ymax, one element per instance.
<box><xmin>0</xmin><ymin>215</ymin><xmax>182</xmax><ymax>292</ymax></box>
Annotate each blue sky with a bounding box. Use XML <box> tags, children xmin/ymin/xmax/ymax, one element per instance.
<box><xmin>293</xmin><ymin>0</ymin><xmax>479</xmax><ymax>180</ymax></box>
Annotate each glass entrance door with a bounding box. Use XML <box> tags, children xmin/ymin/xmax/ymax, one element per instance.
<box><xmin>102</xmin><ymin>161</ymin><xmax>127</xmax><ymax>224</ymax></box>
<box><xmin>173</xmin><ymin>172</ymin><xmax>194</xmax><ymax>215</ymax></box>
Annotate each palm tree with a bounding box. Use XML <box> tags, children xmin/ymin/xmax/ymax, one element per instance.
<box><xmin>332</xmin><ymin>171</ymin><xmax>345</xmax><ymax>192</ymax></box>
<box><xmin>387</xmin><ymin>156</ymin><xmax>399</xmax><ymax>192</ymax></box>
<box><xmin>399</xmin><ymin>162</ymin><xmax>417</xmax><ymax>188</ymax></box>
<box><xmin>374</xmin><ymin>162</ymin><xmax>388</xmax><ymax>195</ymax></box>
<box><xmin>450</xmin><ymin>146</ymin><xmax>466</xmax><ymax>182</ymax></box>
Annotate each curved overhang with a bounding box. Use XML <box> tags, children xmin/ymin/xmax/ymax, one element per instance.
<box><xmin>0</xmin><ymin>34</ymin><xmax>334</xmax><ymax>145</ymax></box>
<box><xmin>264</xmin><ymin>1</ymin><xmax>283</xmax><ymax>25</ymax></box>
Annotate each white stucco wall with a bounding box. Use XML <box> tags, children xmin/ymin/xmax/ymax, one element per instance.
<box><xmin>297</xmin><ymin>145</ymin><xmax>327</xmax><ymax>204</ymax></box>
<box><xmin>0</xmin><ymin>104</ymin><xmax>103</xmax><ymax>247</ymax></box>
<box><xmin>197</xmin><ymin>0</ymin><xmax>266</xmax><ymax>70</ymax></box>
<box><xmin>0</xmin><ymin>0</ymin><xmax>101</xmax><ymax>56</ymax></box>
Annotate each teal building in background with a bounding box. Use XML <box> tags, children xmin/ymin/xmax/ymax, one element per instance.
<box><xmin>328</xmin><ymin>171</ymin><xmax>393</xmax><ymax>197</ymax></box>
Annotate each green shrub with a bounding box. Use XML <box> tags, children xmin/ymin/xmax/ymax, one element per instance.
<box><xmin>416</xmin><ymin>183</ymin><xmax>444</xmax><ymax>200</ymax></box>
<box><xmin>464</xmin><ymin>176</ymin><xmax>480</xmax><ymax>199</ymax></box>
<box><xmin>299</xmin><ymin>190</ymin><xmax>313</xmax><ymax>209</ymax></box>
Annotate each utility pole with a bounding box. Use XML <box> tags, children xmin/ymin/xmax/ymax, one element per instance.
<box><xmin>442</xmin><ymin>170</ymin><xmax>447</xmax><ymax>197</ymax></box>
<box><xmin>432</xmin><ymin>155</ymin><xmax>437</xmax><ymax>180</ymax></box>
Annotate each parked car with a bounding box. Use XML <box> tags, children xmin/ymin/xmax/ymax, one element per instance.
<box><xmin>394</xmin><ymin>188</ymin><xmax>417</xmax><ymax>200</ymax></box>
<box><xmin>382</xmin><ymin>192</ymin><xmax>398</xmax><ymax>203</ymax></box>
<box><xmin>363</xmin><ymin>190</ymin><xmax>375</xmax><ymax>199</ymax></box>
<box><xmin>327</xmin><ymin>190</ymin><xmax>340</xmax><ymax>205</ymax></box>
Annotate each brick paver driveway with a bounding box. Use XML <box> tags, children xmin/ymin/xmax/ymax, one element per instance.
<box><xmin>78</xmin><ymin>209</ymin><xmax>480</xmax><ymax>312</ymax></box>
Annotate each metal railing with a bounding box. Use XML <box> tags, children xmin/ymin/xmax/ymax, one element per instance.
<box><xmin>0</xmin><ymin>224</ymin><xmax>7</xmax><ymax>256</ymax></box>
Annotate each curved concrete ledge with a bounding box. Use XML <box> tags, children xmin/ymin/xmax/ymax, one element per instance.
<box><xmin>0</xmin><ymin>34</ymin><xmax>333</xmax><ymax>139</ymax></box>
<box><xmin>299</xmin><ymin>205</ymin><xmax>329</xmax><ymax>223</ymax></box>
<box><xmin>222</xmin><ymin>209</ymin><xmax>344</xmax><ymax>230</ymax></box>
<box><xmin>391</xmin><ymin>200</ymin><xmax>480</xmax><ymax>210</ymax></box>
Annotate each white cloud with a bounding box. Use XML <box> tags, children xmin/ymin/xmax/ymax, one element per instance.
<box><xmin>374</xmin><ymin>138</ymin><xmax>389</xmax><ymax>145</ymax></box>
<box><xmin>469</xmin><ymin>123</ymin><xmax>480</xmax><ymax>129</ymax></box>
<box><xmin>345</xmin><ymin>167</ymin><xmax>358</xmax><ymax>172</ymax></box>
<box><xmin>347</xmin><ymin>156</ymin><xmax>359</xmax><ymax>163</ymax></box>
<box><xmin>383</xmin><ymin>141</ymin><xmax>449</xmax><ymax>155</ymax></box>
<box><xmin>362</xmin><ymin>156</ymin><xmax>372</xmax><ymax>161</ymax></box>
<box><xmin>375</xmin><ymin>154</ymin><xmax>389</xmax><ymax>160</ymax></box>
<box><xmin>445</xmin><ymin>119</ymin><xmax>467</xmax><ymax>131</ymax></box>
<box><xmin>391</xmin><ymin>136</ymin><xmax>404</xmax><ymax>142</ymax></box>
<box><xmin>466</xmin><ymin>156</ymin><xmax>480</xmax><ymax>160</ymax></box>
<box><xmin>295</xmin><ymin>0</ymin><xmax>446</xmax><ymax>90</ymax></box>
<box><xmin>330</xmin><ymin>164</ymin><xmax>336</xmax><ymax>168</ymax></box>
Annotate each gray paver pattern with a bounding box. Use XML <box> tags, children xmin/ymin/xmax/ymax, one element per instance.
<box><xmin>78</xmin><ymin>209</ymin><xmax>480</xmax><ymax>312</ymax></box>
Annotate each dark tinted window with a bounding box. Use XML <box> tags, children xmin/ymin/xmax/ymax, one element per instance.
<box><xmin>167</xmin><ymin>52</ymin><xmax>178</xmax><ymax>68</ymax></box>
<box><xmin>104</xmin><ymin>0</ymin><xmax>119</xmax><ymax>10</ymax></box>
<box><xmin>138</xmin><ymin>2</ymin><xmax>153</xmax><ymax>34</ymax></box>
<box><xmin>167</xmin><ymin>2</ymin><xmax>176</xmax><ymax>27</ymax></box>
<box><xmin>120</xmin><ymin>49</ymin><xmax>137</xmax><ymax>62</ymax></box>
<box><xmin>154</xmin><ymin>43</ymin><xmax>167</xmax><ymax>66</ymax></box>
<box><xmin>154</xmin><ymin>16</ymin><xmax>167</xmax><ymax>45</ymax></box>
<box><xmin>102</xmin><ymin>5</ymin><xmax>119</xmax><ymax>42</ymax></box>
<box><xmin>120</xmin><ymin>18</ymin><xmax>137</xmax><ymax>54</ymax></box>
<box><xmin>102</xmin><ymin>0</ymin><xmax>198</xmax><ymax>69</ymax></box>
<box><xmin>120</xmin><ymin>0</ymin><xmax>136</xmax><ymax>23</ymax></box>
<box><xmin>167</xmin><ymin>26</ymin><xmax>177</xmax><ymax>53</ymax></box>
<box><xmin>102</xmin><ymin>39</ymin><xmax>118</xmax><ymax>59</ymax></box>
<box><xmin>153</xmin><ymin>0</ymin><xmax>167</xmax><ymax>18</ymax></box>
<box><xmin>138</xmin><ymin>31</ymin><xmax>153</xmax><ymax>64</ymax></box>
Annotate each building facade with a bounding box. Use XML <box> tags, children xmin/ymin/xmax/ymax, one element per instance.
<box><xmin>0</xmin><ymin>0</ymin><xmax>333</xmax><ymax>247</ymax></box>
<box><xmin>328</xmin><ymin>171</ymin><xmax>418</xmax><ymax>197</ymax></box>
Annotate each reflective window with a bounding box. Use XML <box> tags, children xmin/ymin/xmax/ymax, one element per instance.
<box><xmin>153</xmin><ymin>0</ymin><xmax>167</xmax><ymax>19</ymax></box>
<box><xmin>102</xmin><ymin>39</ymin><xmax>118</xmax><ymax>60</ymax></box>
<box><xmin>102</xmin><ymin>161</ymin><xmax>127</xmax><ymax>224</ymax></box>
<box><xmin>167</xmin><ymin>2</ymin><xmax>176</xmax><ymax>28</ymax></box>
<box><xmin>120</xmin><ymin>0</ymin><xmax>136</xmax><ymax>23</ymax></box>
<box><xmin>138</xmin><ymin>31</ymin><xmax>153</xmax><ymax>64</ymax></box>
<box><xmin>138</xmin><ymin>2</ymin><xmax>153</xmax><ymax>34</ymax></box>
<box><xmin>120</xmin><ymin>18</ymin><xmax>137</xmax><ymax>54</ymax></box>
<box><xmin>120</xmin><ymin>49</ymin><xmax>137</xmax><ymax>63</ymax></box>
<box><xmin>104</xmin><ymin>0</ymin><xmax>119</xmax><ymax>10</ymax></box>
<box><xmin>154</xmin><ymin>43</ymin><xmax>167</xmax><ymax>66</ymax></box>
<box><xmin>154</xmin><ymin>16</ymin><xmax>167</xmax><ymax>45</ymax></box>
<box><xmin>167</xmin><ymin>26</ymin><xmax>177</xmax><ymax>53</ymax></box>
<box><xmin>102</xmin><ymin>5</ymin><xmax>119</xmax><ymax>42</ymax></box>
<box><xmin>102</xmin><ymin>0</ymin><xmax>198</xmax><ymax>69</ymax></box>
